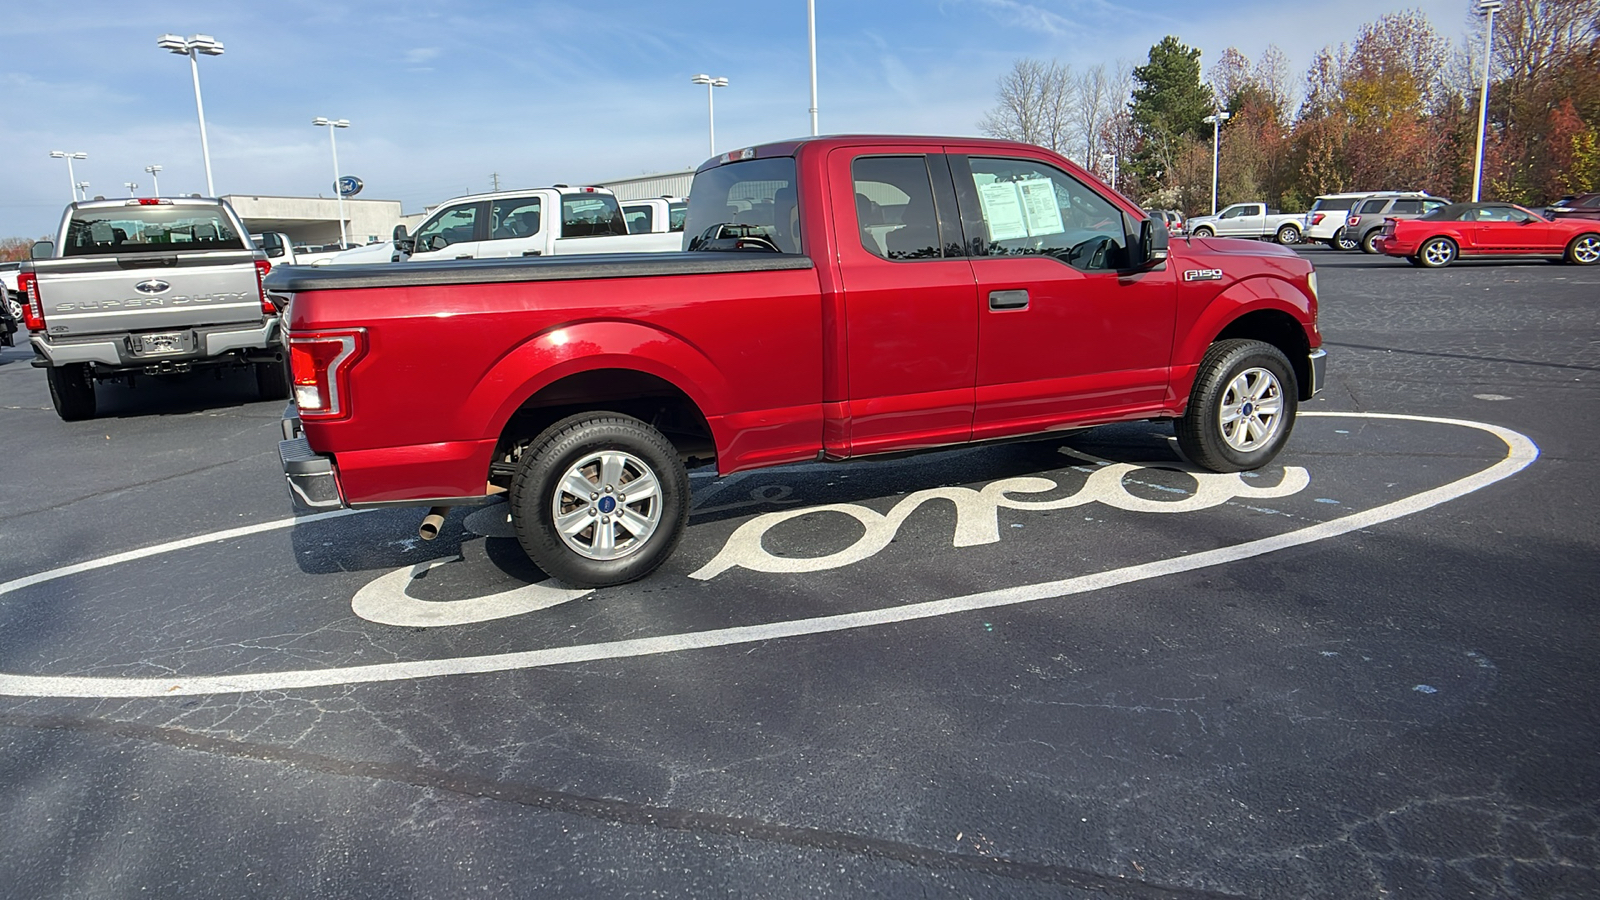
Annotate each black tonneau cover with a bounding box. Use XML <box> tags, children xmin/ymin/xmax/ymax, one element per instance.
<box><xmin>263</xmin><ymin>252</ymin><xmax>813</xmax><ymax>293</ymax></box>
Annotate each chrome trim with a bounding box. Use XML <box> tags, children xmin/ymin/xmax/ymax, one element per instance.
<box><xmin>1308</xmin><ymin>348</ymin><xmax>1327</xmax><ymax>396</ymax></box>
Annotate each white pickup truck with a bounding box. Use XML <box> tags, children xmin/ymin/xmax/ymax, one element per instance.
<box><xmin>318</xmin><ymin>185</ymin><xmax>680</xmax><ymax>265</ymax></box>
<box><xmin>1184</xmin><ymin>202</ymin><xmax>1304</xmax><ymax>245</ymax></box>
<box><xmin>620</xmin><ymin>196</ymin><xmax>688</xmax><ymax>236</ymax></box>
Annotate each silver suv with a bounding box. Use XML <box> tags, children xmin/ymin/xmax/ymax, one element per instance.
<box><xmin>1339</xmin><ymin>194</ymin><xmax>1451</xmax><ymax>254</ymax></box>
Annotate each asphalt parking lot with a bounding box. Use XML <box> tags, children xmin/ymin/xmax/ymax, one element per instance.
<box><xmin>2</xmin><ymin>245</ymin><xmax>1597</xmax><ymax>899</ymax></box>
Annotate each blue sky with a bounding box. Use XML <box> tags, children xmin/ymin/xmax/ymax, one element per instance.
<box><xmin>1</xmin><ymin>0</ymin><xmax>1472</xmax><ymax>239</ymax></box>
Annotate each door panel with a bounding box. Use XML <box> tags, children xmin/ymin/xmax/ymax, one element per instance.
<box><xmin>951</xmin><ymin>154</ymin><xmax>1176</xmax><ymax>440</ymax></box>
<box><xmin>832</xmin><ymin>148</ymin><xmax>978</xmax><ymax>455</ymax></box>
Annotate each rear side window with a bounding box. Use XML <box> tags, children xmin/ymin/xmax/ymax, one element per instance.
<box><xmin>64</xmin><ymin>205</ymin><xmax>246</xmax><ymax>256</ymax></box>
<box><xmin>1358</xmin><ymin>198</ymin><xmax>1389</xmax><ymax>214</ymax></box>
<box><xmin>684</xmin><ymin>157</ymin><xmax>801</xmax><ymax>253</ymax></box>
<box><xmin>668</xmin><ymin>201</ymin><xmax>687</xmax><ymax>232</ymax></box>
<box><xmin>1390</xmin><ymin>199</ymin><xmax>1424</xmax><ymax>215</ymax></box>
<box><xmin>490</xmin><ymin>197</ymin><xmax>541</xmax><ymax>240</ymax></box>
<box><xmin>623</xmin><ymin>205</ymin><xmax>653</xmax><ymax>234</ymax></box>
<box><xmin>852</xmin><ymin>156</ymin><xmax>944</xmax><ymax>260</ymax></box>
<box><xmin>560</xmin><ymin>194</ymin><xmax>628</xmax><ymax>238</ymax></box>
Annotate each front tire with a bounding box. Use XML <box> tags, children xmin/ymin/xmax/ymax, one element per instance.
<box><xmin>510</xmin><ymin>413</ymin><xmax>690</xmax><ymax>587</ymax></box>
<box><xmin>1191</xmin><ymin>226</ymin><xmax>1214</xmax><ymax>238</ymax></box>
<box><xmin>1418</xmin><ymin>236</ymin><xmax>1457</xmax><ymax>268</ymax></box>
<box><xmin>1176</xmin><ymin>340</ymin><xmax>1298</xmax><ymax>473</ymax></box>
<box><xmin>1566</xmin><ymin>233</ymin><xmax>1600</xmax><ymax>266</ymax></box>
<box><xmin>1275</xmin><ymin>224</ymin><xmax>1301</xmax><ymax>245</ymax></box>
<box><xmin>47</xmin><ymin>364</ymin><xmax>96</xmax><ymax>421</ymax></box>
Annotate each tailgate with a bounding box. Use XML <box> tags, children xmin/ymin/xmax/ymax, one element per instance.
<box><xmin>34</xmin><ymin>252</ymin><xmax>263</xmax><ymax>337</ymax></box>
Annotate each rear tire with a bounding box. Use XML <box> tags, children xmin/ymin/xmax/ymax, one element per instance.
<box><xmin>1360</xmin><ymin>230</ymin><xmax>1381</xmax><ymax>254</ymax></box>
<box><xmin>1418</xmin><ymin>236</ymin><xmax>1457</xmax><ymax>268</ymax></box>
<box><xmin>1334</xmin><ymin>233</ymin><xmax>1359</xmax><ymax>251</ymax></box>
<box><xmin>255</xmin><ymin>358</ymin><xmax>291</xmax><ymax>400</ymax></box>
<box><xmin>510</xmin><ymin>413</ymin><xmax>690</xmax><ymax>588</ymax></box>
<box><xmin>1275</xmin><ymin>224</ymin><xmax>1301</xmax><ymax>245</ymax></box>
<box><xmin>1176</xmin><ymin>340</ymin><xmax>1298</xmax><ymax>473</ymax></box>
<box><xmin>1565</xmin><ymin>233</ymin><xmax>1600</xmax><ymax>266</ymax></box>
<box><xmin>47</xmin><ymin>364</ymin><xmax>96</xmax><ymax>421</ymax></box>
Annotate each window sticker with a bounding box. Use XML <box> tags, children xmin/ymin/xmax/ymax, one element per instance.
<box><xmin>1017</xmin><ymin>178</ymin><xmax>1064</xmax><ymax>237</ymax></box>
<box><xmin>978</xmin><ymin>182</ymin><xmax>1030</xmax><ymax>242</ymax></box>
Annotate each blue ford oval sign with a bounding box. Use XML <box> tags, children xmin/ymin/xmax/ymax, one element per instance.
<box><xmin>336</xmin><ymin>176</ymin><xmax>363</xmax><ymax>197</ymax></box>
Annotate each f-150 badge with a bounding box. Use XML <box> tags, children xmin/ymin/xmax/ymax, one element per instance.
<box><xmin>1184</xmin><ymin>268</ymin><xmax>1224</xmax><ymax>282</ymax></box>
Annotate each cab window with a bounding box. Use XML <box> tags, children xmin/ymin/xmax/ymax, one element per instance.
<box><xmin>964</xmin><ymin>157</ymin><xmax>1134</xmax><ymax>271</ymax></box>
<box><xmin>668</xmin><ymin>201</ymin><xmax>688</xmax><ymax>232</ymax></box>
<box><xmin>683</xmin><ymin>157</ymin><xmax>801</xmax><ymax>254</ymax></box>
<box><xmin>623</xmin><ymin>205</ymin><xmax>653</xmax><ymax>234</ymax></box>
<box><xmin>490</xmin><ymin>197</ymin><xmax>541</xmax><ymax>240</ymax></box>
<box><xmin>560</xmin><ymin>194</ymin><xmax>628</xmax><ymax>238</ymax></box>
<box><xmin>851</xmin><ymin>156</ymin><xmax>945</xmax><ymax>260</ymax></box>
<box><xmin>413</xmin><ymin>204</ymin><xmax>479</xmax><ymax>250</ymax></box>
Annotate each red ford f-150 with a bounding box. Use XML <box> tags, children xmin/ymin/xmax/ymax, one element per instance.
<box><xmin>267</xmin><ymin>136</ymin><xmax>1325</xmax><ymax>587</ymax></box>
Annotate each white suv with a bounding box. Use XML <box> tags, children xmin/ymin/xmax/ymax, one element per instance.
<box><xmin>1304</xmin><ymin>193</ymin><xmax>1378</xmax><ymax>249</ymax></box>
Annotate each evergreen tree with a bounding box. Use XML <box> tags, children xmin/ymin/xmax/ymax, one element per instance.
<box><xmin>1129</xmin><ymin>36</ymin><xmax>1215</xmax><ymax>188</ymax></box>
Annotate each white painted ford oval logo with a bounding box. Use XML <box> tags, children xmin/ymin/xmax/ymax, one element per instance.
<box><xmin>0</xmin><ymin>413</ymin><xmax>1539</xmax><ymax>698</ymax></box>
<box><xmin>134</xmin><ymin>279</ymin><xmax>171</xmax><ymax>294</ymax></box>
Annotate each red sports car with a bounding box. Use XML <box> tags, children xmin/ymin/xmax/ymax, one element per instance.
<box><xmin>1373</xmin><ymin>202</ymin><xmax>1600</xmax><ymax>268</ymax></box>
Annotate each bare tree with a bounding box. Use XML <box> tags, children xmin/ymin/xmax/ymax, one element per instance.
<box><xmin>1074</xmin><ymin>64</ymin><xmax>1111</xmax><ymax>170</ymax></box>
<box><xmin>979</xmin><ymin>59</ymin><xmax>1077</xmax><ymax>153</ymax></box>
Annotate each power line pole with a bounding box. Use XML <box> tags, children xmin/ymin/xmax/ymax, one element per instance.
<box><xmin>491</xmin><ymin>172</ymin><xmax>501</xmax><ymax>192</ymax></box>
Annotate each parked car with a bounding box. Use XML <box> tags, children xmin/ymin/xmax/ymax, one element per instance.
<box><xmin>1338</xmin><ymin>194</ymin><xmax>1451</xmax><ymax>254</ymax></box>
<box><xmin>1374</xmin><ymin>202</ymin><xmax>1600</xmax><ymax>268</ymax></box>
<box><xmin>251</xmin><ymin>232</ymin><xmax>299</xmax><ymax>265</ymax></box>
<box><xmin>18</xmin><ymin>197</ymin><xmax>287</xmax><ymax>419</ymax></box>
<box><xmin>1302</xmin><ymin>193</ymin><xmax>1373</xmax><ymax>248</ymax></box>
<box><xmin>0</xmin><ymin>261</ymin><xmax>18</xmax><ymax>347</ymax></box>
<box><xmin>267</xmin><ymin>134</ymin><xmax>1325</xmax><ymax>587</ymax></box>
<box><xmin>1184</xmin><ymin>202</ymin><xmax>1304</xmax><ymax>244</ymax></box>
<box><xmin>620</xmin><ymin>196</ymin><xmax>688</xmax><ymax>235</ymax></box>
<box><xmin>318</xmin><ymin>186</ymin><xmax>682</xmax><ymax>266</ymax></box>
<box><xmin>1544</xmin><ymin>192</ymin><xmax>1600</xmax><ymax>222</ymax></box>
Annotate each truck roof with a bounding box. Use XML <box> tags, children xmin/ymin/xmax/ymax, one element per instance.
<box><xmin>694</xmin><ymin>134</ymin><xmax>1081</xmax><ymax>173</ymax></box>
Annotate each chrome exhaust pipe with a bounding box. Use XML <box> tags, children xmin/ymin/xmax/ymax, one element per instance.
<box><xmin>418</xmin><ymin>506</ymin><xmax>451</xmax><ymax>541</ymax></box>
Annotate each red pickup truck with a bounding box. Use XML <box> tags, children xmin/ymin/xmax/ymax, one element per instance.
<box><xmin>269</xmin><ymin>135</ymin><xmax>1324</xmax><ymax>587</ymax></box>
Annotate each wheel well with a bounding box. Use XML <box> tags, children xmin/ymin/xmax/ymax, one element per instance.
<box><xmin>1214</xmin><ymin>310</ymin><xmax>1313</xmax><ymax>399</ymax></box>
<box><xmin>490</xmin><ymin>369</ymin><xmax>716</xmax><ymax>489</ymax></box>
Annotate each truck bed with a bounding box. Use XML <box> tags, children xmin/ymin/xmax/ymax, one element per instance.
<box><xmin>265</xmin><ymin>252</ymin><xmax>813</xmax><ymax>293</ymax></box>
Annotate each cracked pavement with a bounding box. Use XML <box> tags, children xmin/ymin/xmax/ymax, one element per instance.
<box><xmin>1</xmin><ymin>247</ymin><xmax>1597</xmax><ymax>898</ymax></box>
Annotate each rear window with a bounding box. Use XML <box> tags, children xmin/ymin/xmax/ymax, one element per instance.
<box><xmin>1311</xmin><ymin>197</ymin><xmax>1357</xmax><ymax>212</ymax></box>
<box><xmin>560</xmin><ymin>194</ymin><xmax>628</xmax><ymax>238</ymax></box>
<box><xmin>64</xmin><ymin>204</ymin><xmax>247</xmax><ymax>256</ymax></box>
<box><xmin>684</xmin><ymin>157</ymin><xmax>801</xmax><ymax>253</ymax></box>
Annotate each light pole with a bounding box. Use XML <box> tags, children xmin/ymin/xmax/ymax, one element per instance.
<box><xmin>125</xmin><ymin>182</ymin><xmax>139</xmax><ymax>197</ymax></box>
<box><xmin>157</xmin><ymin>33</ymin><xmax>225</xmax><ymax>197</ymax></box>
<box><xmin>1471</xmin><ymin>0</ymin><xmax>1503</xmax><ymax>202</ymax></box>
<box><xmin>1203</xmin><ymin>111</ymin><xmax>1231</xmax><ymax>215</ymax></box>
<box><xmin>49</xmin><ymin>151</ymin><xmax>88</xmax><ymax>202</ymax></box>
<box><xmin>690</xmin><ymin>74</ymin><xmax>729</xmax><ymax>158</ymax></box>
<box><xmin>807</xmin><ymin>0</ymin><xmax>818</xmax><ymax>136</ymax></box>
<box><xmin>313</xmin><ymin>117</ymin><xmax>351</xmax><ymax>247</ymax></box>
<box><xmin>145</xmin><ymin>164</ymin><xmax>163</xmax><ymax>197</ymax></box>
<box><xmin>76</xmin><ymin>182</ymin><xmax>91</xmax><ymax>201</ymax></box>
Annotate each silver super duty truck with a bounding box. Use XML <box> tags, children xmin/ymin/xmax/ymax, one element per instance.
<box><xmin>18</xmin><ymin>197</ymin><xmax>288</xmax><ymax>420</ymax></box>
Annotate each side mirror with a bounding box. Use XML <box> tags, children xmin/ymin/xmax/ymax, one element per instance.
<box><xmin>1139</xmin><ymin>218</ymin><xmax>1169</xmax><ymax>269</ymax></box>
<box><xmin>30</xmin><ymin>240</ymin><xmax>54</xmax><ymax>259</ymax></box>
<box><xmin>392</xmin><ymin>223</ymin><xmax>408</xmax><ymax>241</ymax></box>
<box><xmin>392</xmin><ymin>224</ymin><xmax>414</xmax><ymax>255</ymax></box>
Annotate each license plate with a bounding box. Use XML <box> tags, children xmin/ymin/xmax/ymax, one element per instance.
<box><xmin>136</xmin><ymin>331</ymin><xmax>188</xmax><ymax>355</ymax></box>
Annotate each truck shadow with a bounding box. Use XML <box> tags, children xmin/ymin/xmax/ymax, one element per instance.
<box><xmin>90</xmin><ymin>368</ymin><xmax>269</xmax><ymax>418</ymax></box>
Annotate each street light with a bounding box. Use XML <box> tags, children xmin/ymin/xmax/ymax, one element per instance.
<box><xmin>807</xmin><ymin>0</ymin><xmax>818</xmax><ymax>136</ymax></box>
<box><xmin>145</xmin><ymin>164</ymin><xmax>163</xmax><ymax>197</ymax></box>
<box><xmin>313</xmin><ymin>117</ymin><xmax>351</xmax><ymax>248</ymax></box>
<box><xmin>125</xmin><ymin>182</ymin><xmax>139</xmax><ymax>197</ymax></box>
<box><xmin>690</xmin><ymin>74</ymin><xmax>729</xmax><ymax>158</ymax></box>
<box><xmin>158</xmin><ymin>33</ymin><xmax>225</xmax><ymax>197</ymax></box>
<box><xmin>1471</xmin><ymin>0</ymin><xmax>1504</xmax><ymax>202</ymax></box>
<box><xmin>1202</xmin><ymin>111</ymin><xmax>1231</xmax><ymax>216</ymax></box>
<box><xmin>49</xmin><ymin>151</ymin><xmax>88</xmax><ymax>202</ymax></box>
<box><xmin>76</xmin><ymin>182</ymin><xmax>91</xmax><ymax>201</ymax></box>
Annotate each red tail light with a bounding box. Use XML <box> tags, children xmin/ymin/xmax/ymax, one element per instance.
<box><xmin>1347</xmin><ymin>215</ymin><xmax>1361</xmax><ymax>226</ymax></box>
<box><xmin>289</xmin><ymin>330</ymin><xmax>366</xmax><ymax>419</ymax></box>
<box><xmin>1311</xmin><ymin>213</ymin><xmax>1325</xmax><ymax>226</ymax></box>
<box><xmin>254</xmin><ymin>259</ymin><xmax>274</xmax><ymax>314</ymax></box>
<box><xmin>18</xmin><ymin>271</ymin><xmax>46</xmax><ymax>332</ymax></box>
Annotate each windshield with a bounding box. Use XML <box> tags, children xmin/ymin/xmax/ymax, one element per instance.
<box><xmin>64</xmin><ymin>205</ymin><xmax>247</xmax><ymax>256</ymax></box>
<box><xmin>684</xmin><ymin>157</ymin><xmax>801</xmax><ymax>253</ymax></box>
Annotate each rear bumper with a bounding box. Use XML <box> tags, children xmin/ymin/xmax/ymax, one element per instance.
<box><xmin>279</xmin><ymin>411</ymin><xmax>345</xmax><ymax>511</ymax></box>
<box><xmin>31</xmin><ymin>318</ymin><xmax>281</xmax><ymax>370</ymax></box>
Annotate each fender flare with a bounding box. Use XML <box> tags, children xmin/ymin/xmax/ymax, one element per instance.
<box><xmin>460</xmin><ymin>320</ymin><xmax>732</xmax><ymax>442</ymax></box>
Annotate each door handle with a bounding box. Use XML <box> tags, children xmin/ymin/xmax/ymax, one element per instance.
<box><xmin>988</xmin><ymin>289</ymin><xmax>1029</xmax><ymax>311</ymax></box>
<box><xmin>455</xmin><ymin>254</ymin><xmax>474</xmax><ymax>260</ymax></box>
<box><xmin>522</xmin><ymin>250</ymin><xmax>542</xmax><ymax>257</ymax></box>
